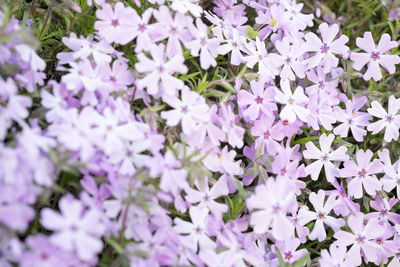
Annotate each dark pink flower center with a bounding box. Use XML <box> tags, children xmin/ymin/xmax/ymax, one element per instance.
<box><xmin>281</xmin><ymin>167</ymin><xmax>286</xmax><ymax>175</ymax></box>
<box><xmin>284</xmin><ymin>251</ymin><xmax>293</xmax><ymax>260</ymax></box>
<box><xmin>181</xmin><ymin>105</ymin><xmax>188</xmax><ymax>113</ymax></box>
<box><xmin>40</xmin><ymin>252</ymin><xmax>49</xmax><ymax>260</ymax></box>
<box><xmin>138</xmin><ymin>23</ymin><xmax>146</xmax><ymax>32</ymax></box>
<box><xmin>321</xmin><ymin>154</ymin><xmax>328</xmax><ymax>161</ymax></box>
<box><xmin>386</xmin><ymin>115</ymin><xmax>393</xmax><ymax>123</ymax></box>
<box><xmin>358</xmin><ymin>168</ymin><xmax>367</xmax><ymax>178</ymax></box>
<box><xmin>70</xmin><ymin>224</ymin><xmax>78</xmax><ymax>232</ymax></box>
<box><xmin>255</xmin><ymin>96</ymin><xmax>263</xmax><ymax>104</ymax></box>
<box><xmin>200</xmin><ymin>38</ymin><xmax>206</xmax><ymax>46</ymax></box>
<box><xmin>320</xmin><ymin>43</ymin><xmax>329</xmax><ymax>54</ymax></box>
<box><xmin>317</xmin><ymin>212</ymin><xmax>326</xmax><ymax>220</ymax></box>
<box><xmin>318</xmin><ymin>81</ymin><xmax>325</xmax><ymax>89</ymax></box>
<box><xmin>109</xmin><ymin>75</ymin><xmax>116</xmax><ymax>82</ymax></box>
<box><xmin>170</xmin><ymin>27</ymin><xmax>177</xmax><ymax>34</ymax></box>
<box><xmin>232</xmin><ymin>42</ymin><xmax>238</xmax><ymax>48</ymax></box>
<box><xmin>371</xmin><ymin>51</ymin><xmax>380</xmax><ymax>61</ymax></box>
<box><xmin>264</xmin><ymin>130</ymin><xmax>270</xmax><ymax>139</ymax></box>
<box><xmin>272</xmin><ymin>205</ymin><xmax>281</xmax><ymax>213</ymax></box>
<box><xmin>356</xmin><ymin>235</ymin><xmax>366</xmax><ymax>244</ymax></box>
<box><xmin>111</xmin><ymin>19</ymin><xmax>119</xmax><ymax>27</ymax></box>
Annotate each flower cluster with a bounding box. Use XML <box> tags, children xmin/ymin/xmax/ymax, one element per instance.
<box><xmin>1</xmin><ymin>0</ymin><xmax>400</xmax><ymax>266</ymax></box>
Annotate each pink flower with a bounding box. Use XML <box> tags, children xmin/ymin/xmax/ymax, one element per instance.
<box><xmin>350</xmin><ymin>32</ymin><xmax>400</xmax><ymax>81</ymax></box>
<box><xmin>170</xmin><ymin>0</ymin><xmax>203</xmax><ymax>17</ymax></box>
<box><xmin>275</xmin><ymin>79</ymin><xmax>309</xmax><ymax>123</ymax></box>
<box><xmin>303</xmin><ymin>133</ymin><xmax>349</xmax><ymax>182</ymax></box>
<box><xmin>203</xmin><ymin>146</ymin><xmax>243</xmax><ymax>176</ymax></box>
<box><xmin>152</xmin><ymin>5</ymin><xmax>193</xmax><ymax>58</ymax></box>
<box><xmin>340</xmin><ymin>149</ymin><xmax>382</xmax><ymax>199</ymax></box>
<box><xmin>304</xmin><ymin>23</ymin><xmax>349</xmax><ymax>73</ymax></box>
<box><xmin>218</xmin><ymin>29</ymin><xmax>246</xmax><ymax>66</ymax></box>
<box><xmin>365</xmin><ymin>197</ymin><xmax>400</xmax><ymax>225</ymax></box>
<box><xmin>320</xmin><ymin>244</ymin><xmax>360</xmax><ymax>267</ymax></box>
<box><xmin>136</xmin><ymin>43</ymin><xmax>187</xmax><ymax>96</ymax></box>
<box><xmin>274</xmin><ymin>37</ymin><xmax>306</xmax><ymax>80</ymax></box>
<box><xmin>174</xmin><ymin>206</ymin><xmax>215</xmax><ymax>251</ymax></box>
<box><xmin>218</xmin><ymin>103</ymin><xmax>245</xmax><ymax>148</ymax></box>
<box><xmin>247</xmin><ymin>178</ymin><xmax>297</xmax><ymax>241</ymax></box>
<box><xmin>333</xmin><ymin>96</ymin><xmax>372</xmax><ymax>142</ymax></box>
<box><xmin>238</xmin><ymin>79</ymin><xmax>277</xmax><ymax>121</ymax></box>
<box><xmin>275</xmin><ymin>237</ymin><xmax>307</xmax><ymax>264</ymax></box>
<box><xmin>242</xmin><ymin>37</ymin><xmax>280</xmax><ymax>77</ymax></box>
<box><xmin>298</xmin><ymin>190</ymin><xmax>345</xmax><ymax>242</ymax></box>
<box><xmin>334</xmin><ymin>213</ymin><xmax>385</xmax><ymax>265</ymax></box>
<box><xmin>379</xmin><ymin>148</ymin><xmax>400</xmax><ymax>198</ymax></box>
<box><xmin>40</xmin><ymin>195</ymin><xmax>105</xmax><ymax>260</ymax></box>
<box><xmin>161</xmin><ymin>87</ymin><xmax>209</xmax><ymax>135</ymax></box>
<box><xmin>184</xmin><ymin>177</ymin><xmax>228</xmax><ymax>217</ymax></box>
<box><xmin>251</xmin><ymin>115</ymin><xmax>281</xmax><ymax>155</ymax></box>
<box><xmin>325</xmin><ymin>180</ymin><xmax>360</xmax><ymax>216</ymax></box>
<box><xmin>94</xmin><ymin>3</ymin><xmax>138</xmax><ymax>45</ymax></box>
<box><xmin>186</xmin><ymin>18</ymin><xmax>220</xmax><ymax>69</ymax></box>
<box><xmin>367</xmin><ymin>95</ymin><xmax>400</xmax><ymax>142</ymax></box>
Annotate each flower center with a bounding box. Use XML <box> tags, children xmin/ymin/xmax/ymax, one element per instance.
<box><xmin>181</xmin><ymin>105</ymin><xmax>188</xmax><ymax>113</ymax></box>
<box><xmin>318</xmin><ymin>81</ymin><xmax>325</xmax><ymax>89</ymax></box>
<box><xmin>356</xmin><ymin>235</ymin><xmax>366</xmax><ymax>244</ymax></box>
<box><xmin>288</xmin><ymin>98</ymin><xmax>294</xmax><ymax>105</ymax></box>
<box><xmin>282</xmin><ymin>120</ymin><xmax>288</xmax><ymax>125</ymax></box>
<box><xmin>281</xmin><ymin>168</ymin><xmax>286</xmax><ymax>175</ymax></box>
<box><xmin>284</xmin><ymin>251</ymin><xmax>293</xmax><ymax>261</ymax></box>
<box><xmin>170</xmin><ymin>27</ymin><xmax>177</xmax><ymax>34</ymax></box>
<box><xmin>109</xmin><ymin>75</ymin><xmax>116</xmax><ymax>82</ymax></box>
<box><xmin>255</xmin><ymin>96</ymin><xmax>263</xmax><ymax>104</ymax></box>
<box><xmin>321</xmin><ymin>154</ymin><xmax>328</xmax><ymax>161</ymax></box>
<box><xmin>232</xmin><ymin>42</ymin><xmax>238</xmax><ymax>48</ymax></box>
<box><xmin>138</xmin><ymin>23</ymin><xmax>146</xmax><ymax>32</ymax></box>
<box><xmin>317</xmin><ymin>212</ymin><xmax>325</xmax><ymax>220</ymax></box>
<box><xmin>348</xmin><ymin>119</ymin><xmax>353</xmax><ymax>125</ymax></box>
<box><xmin>264</xmin><ymin>130</ymin><xmax>270</xmax><ymax>139</ymax></box>
<box><xmin>376</xmin><ymin>239</ymin><xmax>382</xmax><ymax>245</ymax></box>
<box><xmin>380</xmin><ymin>209</ymin><xmax>387</xmax><ymax>216</ymax></box>
<box><xmin>286</xmin><ymin>57</ymin><xmax>291</xmax><ymax>63</ymax></box>
<box><xmin>386</xmin><ymin>115</ymin><xmax>393</xmax><ymax>123</ymax></box>
<box><xmin>111</xmin><ymin>19</ymin><xmax>119</xmax><ymax>27</ymax></box>
<box><xmin>371</xmin><ymin>51</ymin><xmax>380</xmax><ymax>61</ymax></box>
<box><xmin>272</xmin><ymin>205</ymin><xmax>281</xmax><ymax>214</ymax></box>
<box><xmin>358</xmin><ymin>169</ymin><xmax>367</xmax><ymax>178</ymax></box>
<box><xmin>40</xmin><ymin>252</ymin><xmax>49</xmax><ymax>260</ymax></box>
<box><xmin>200</xmin><ymin>38</ymin><xmax>206</xmax><ymax>45</ymax></box>
<box><xmin>158</xmin><ymin>65</ymin><xmax>164</xmax><ymax>73</ymax></box>
<box><xmin>195</xmin><ymin>226</ymin><xmax>202</xmax><ymax>233</ymax></box>
<box><xmin>320</xmin><ymin>43</ymin><xmax>330</xmax><ymax>54</ymax></box>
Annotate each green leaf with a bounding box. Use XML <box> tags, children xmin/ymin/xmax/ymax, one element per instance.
<box><xmin>292</xmin><ymin>253</ymin><xmax>311</xmax><ymax>267</ymax></box>
<box><xmin>219</xmin><ymin>81</ymin><xmax>236</xmax><ymax>94</ymax></box>
<box><xmin>197</xmin><ymin>73</ymin><xmax>209</xmax><ymax>94</ymax></box>
<box><xmin>105</xmin><ymin>237</ymin><xmax>124</xmax><ymax>254</ymax></box>
<box><xmin>246</xmin><ymin>26</ymin><xmax>259</xmax><ymax>39</ymax></box>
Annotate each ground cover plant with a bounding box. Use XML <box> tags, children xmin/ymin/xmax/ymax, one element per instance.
<box><xmin>1</xmin><ymin>0</ymin><xmax>400</xmax><ymax>266</ymax></box>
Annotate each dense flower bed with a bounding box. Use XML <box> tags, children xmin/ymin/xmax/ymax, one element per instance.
<box><xmin>1</xmin><ymin>0</ymin><xmax>400</xmax><ymax>266</ymax></box>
